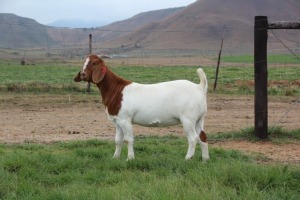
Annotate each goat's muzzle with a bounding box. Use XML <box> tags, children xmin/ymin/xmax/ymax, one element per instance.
<box><xmin>80</xmin><ymin>72</ymin><xmax>88</xmax><ymax>81</ymax></box>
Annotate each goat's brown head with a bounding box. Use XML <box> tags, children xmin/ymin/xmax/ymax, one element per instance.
<box><xmin>74</xmin><ymin>55</ymin><xmax>107</xmax><ymax>84</ymax></box>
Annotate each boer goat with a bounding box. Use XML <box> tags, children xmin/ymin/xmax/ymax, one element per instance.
<box><xmin>74</xmin><ymin>55</ymin><xmax>209</xmax><ymax>161</ymax></box>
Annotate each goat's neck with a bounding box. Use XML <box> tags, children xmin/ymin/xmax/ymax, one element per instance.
<box><xmin>96</xmin><ymin>68</ymin><xmax>132</xmax><ymax>115</ymax></box>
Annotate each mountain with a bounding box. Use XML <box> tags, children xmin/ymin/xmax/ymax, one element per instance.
<box><xmin>0</xmin><ymin>7</ymin><xmax>182</xmax><ymax>49</ymax></box>
<box><xmin>0</xmin><ymin>13</ymin><xmax>57</xmax><ymax>48</ymax></box>
<box><xmin>0</xmin><ymin>0</ymin><xmax>299</xmax><ymax>53</ymax></box>
<box><xmin>100</xmin><ymin>0</ymin><xmax>300</xmax><ymax>52</ymax></box>
<box><xmin>93</xmin><ymin>7</ymin><xmax>183</xmax><ymax>41</ymax></box>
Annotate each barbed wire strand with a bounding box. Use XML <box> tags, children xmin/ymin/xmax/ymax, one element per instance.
<box><xmin>269</xmin><ymin>30</ymin><xmax>300</xmax><ymax>61</ymax></box>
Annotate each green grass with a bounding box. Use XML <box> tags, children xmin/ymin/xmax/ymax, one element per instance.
<box><xmin>0</xmin><ymin>59</ymin><xmax>299</xmax><ymax>95</ymax></box>
<box><xmin>0</xmin><ymin>137</ymin><xmax>299</xmax><ymax>199</ymax></box>
<box><xmin>221</xmin><ymin>54</ymin><xmax>300</xmax><ymax>64</ymax></box>
<box><xmin>0</xmin><ymin>61</ymin><xmax>83</xmax><ymax>93</ymax></box>
<box><xmin>210</xmin><ymin>126</ymin><xmax>300</xmax><ymax>143</ymax></box>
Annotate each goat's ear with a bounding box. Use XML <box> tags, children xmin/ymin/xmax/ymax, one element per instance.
<box><xmin>92</xmin><ymin>65</ymin><xmax>106</xmax><ymax>83</ymax></box>
<box><xmin>74</xmin><ymin>71</ymin><xmax>82</xmax><ymax>82</ymax></box>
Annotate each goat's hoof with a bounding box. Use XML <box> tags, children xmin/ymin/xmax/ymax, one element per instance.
<box><xmin>185</xmin><ymin>156</ymin><xmax>194</xmax><ymax>160</ymax></box>
<box><xmin>202</xmin><ymin>157</ymin><xmax>210</xmax><ymax>163</ymax></box>
<box><xmin>126</xmin><ymin>157</ymin><xmax>134</xmax><ymax>161</ymax></box>
<box><xmin>112</xmin><ymin>155</ymin><xmax>120</xmax><ymax>159</ymax></box>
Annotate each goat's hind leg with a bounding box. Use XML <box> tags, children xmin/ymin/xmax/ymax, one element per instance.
<box><xmin>113</xmin><ymin>125</ymin><xmax>124</xmax><ymax>158</ymax></box>
<box><xmin>181</xmin><ymin>119</ymin><xmax>198</xmax><ymax>160</ymax></box>
<box><xmin>195</xmin><ymin>119</ymin><xmax>210</xmax><ymax>162</ymax></box>
<box><xmin>198</xmin><ymin>135</ymin><xmax>209</xmax><ymax>162</ymax></box>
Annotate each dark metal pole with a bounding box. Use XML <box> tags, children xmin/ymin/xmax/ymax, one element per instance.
<box><xmin>254</xmin><ymin>16</ymin><xmax>268</xmax><ymax>139</ymax></box>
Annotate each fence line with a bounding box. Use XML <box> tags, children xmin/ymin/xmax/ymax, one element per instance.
<box><xmin>0</xmin><ymin>21</ymin><xmax>289</xmax><ymax>50</ymax></box>
<box><xmin>0</xmin><ymin>19</ymin><xmax>299</xmax><ymax>134</ymax></box>
<box><xmin>1</xmin><ymin>20</ymin><xmax>299</xmax><ymax>61</ymax></box>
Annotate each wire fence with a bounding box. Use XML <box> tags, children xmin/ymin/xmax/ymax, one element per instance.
<box><xmin>1</xmin><ymin>20</ymin><xmax>299</xmax><ymax>62</ymax></box>
<box><xmin>0</xmin><ymin>21</ymin><xmax>299</xmax><ymax>142</ymax></box>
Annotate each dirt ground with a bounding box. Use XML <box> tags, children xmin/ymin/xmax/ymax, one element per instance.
<box><xmin>0</xmin><ymin>94</ymin><xmax>299</xmax><ymax>164</ymax></box>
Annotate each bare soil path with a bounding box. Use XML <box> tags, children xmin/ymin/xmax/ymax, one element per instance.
<box><xmin>1</xmin><ymin>94</ymin><xmax>299</xmax><ymax>163</ymax></box>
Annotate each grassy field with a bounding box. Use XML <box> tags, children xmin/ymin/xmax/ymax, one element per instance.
<box><xmin>0</xmin><ymin>57</ymin><xmax>299</xmax><ymax>199</ymax></box>
<box><xmin>1</xmin><ymin>136</ymin><xmax>300</xmax><ymax>200</ymax></box>
<box><xmin>220</xmin><ymin>54</ymin><xmax>300</xmax><ymax>64</ymax></box>
<box><xmin>0</xmin><ymin>59</ymin><xmax>299</xmax><ymax>95</ymax></box>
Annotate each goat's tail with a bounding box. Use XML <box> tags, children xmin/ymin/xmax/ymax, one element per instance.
<box><xmin>197</xmin><ymin>68</ymin><xmax>208</xmax><ymax>94</ymax></box>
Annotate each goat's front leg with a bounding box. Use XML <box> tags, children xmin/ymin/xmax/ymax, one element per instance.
<box><xmin>186</xmin><ymin>135</ymin><xmax>197</xmax><ymax>160</ymax></box>
<box><xmin>117</xmin><ymin>120</ymin><xmax>134</xmax><ymax>160</ymax></box>
<box><xmin>113</xmin><ymin>125</ymin><xmax>124</xmax><ymax>158</ymax></box>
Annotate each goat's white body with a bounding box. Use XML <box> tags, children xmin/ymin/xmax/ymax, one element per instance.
<box><xmin>108</xmin><ymin>80</ymin><xmax>206</xmax><ymax>127</ymax></box>
<box><xmin>106</xmin><ymin>69</ymin><xmax>209</xmax><ymax>161</ymax></box>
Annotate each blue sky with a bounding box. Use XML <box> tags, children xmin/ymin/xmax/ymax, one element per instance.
<box><xmin>0</xmin><ymin>0</ymin><xmax>196</xmax><ymax>25</ymax></box>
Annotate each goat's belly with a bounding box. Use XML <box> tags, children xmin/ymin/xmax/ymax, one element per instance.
<box><xmin>132</xmin><ymin>116</ymin><xmax>180</xmax><ymax>127</ymax></box>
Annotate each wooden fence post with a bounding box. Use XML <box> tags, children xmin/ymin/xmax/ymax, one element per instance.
<box><xmin>254</xmin><ymin>16</ymin><xmax>268</xmax><ymax>139</ymax></box>
<box><xmin>86</xmin><ymin>34</ymin><xmax>92</xmax><ymax>93</ymax></box>
<box><xmin>213</xmin><ymin>39</ymin><xmax>223</xmax><ymax>91</ymax></box>
<box><xmin>89</xmin><ymin>34</ymin><xmax>92</xmax><ymax>55</ymax></box>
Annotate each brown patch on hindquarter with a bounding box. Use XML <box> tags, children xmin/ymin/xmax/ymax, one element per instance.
<box><xmin>200</xmin><ymin>131</ymin><xmax>207</xmax><ymax>142</ymax></box>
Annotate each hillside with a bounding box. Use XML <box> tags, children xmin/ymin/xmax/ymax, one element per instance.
<box><xmin>100</xmin><ymin>0</ymin><xmax>300</xmax><ymax>52</ymax></box>
<box><xmin>0</xmin><ymin>14</ymin><xmax>57</xmax><ymax>48</ymax></box>
<box><xmin>97</xmin><ymin>7</ymin><xmax>183</xmax><ymax>39</ymax></box>
<box><xmin>0</xmin><ymin>0</ymin><xmax>300</xmax><ymax>54</ymax></box>
<box><xmin>0</xmin><ymin>8</ymin><xmax>182</xmax><ymax>49</ymax></box>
